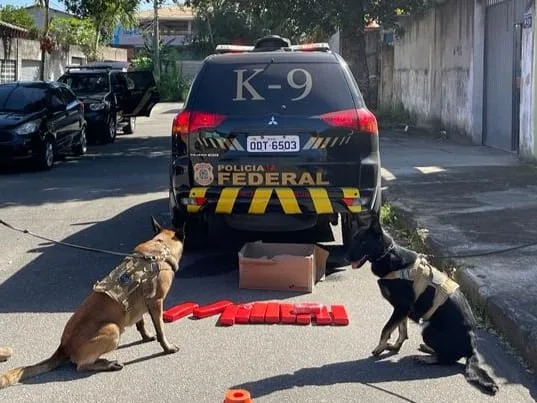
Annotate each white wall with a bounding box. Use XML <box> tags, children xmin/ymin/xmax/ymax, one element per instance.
<box><xmin>521</xmin><ymin>3</ymin><xmax>536</xmax><ymax>161</ymax></box>
<box><xmin>387</xmin><ymin>0</ymin><xmax>475</xmax><ymax>136</ymax></box>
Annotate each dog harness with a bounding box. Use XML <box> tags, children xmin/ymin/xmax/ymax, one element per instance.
<box><xmin>382</xmin><ymin>254</ymin><xmax>459</xmax><ymax>320</ymax></box>
<box><xmin>93</xmin><ymin>241</ymin><xmax>178</xmax><ymax>313</ymax></box>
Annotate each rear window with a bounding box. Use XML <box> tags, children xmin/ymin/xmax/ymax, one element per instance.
<box><xmin>0</xmin><ymin>85</ymin><xmax>47</xmax><ymax>113</ymax></box>
<box><xmin>58</xmin><ymin>73</ymin><xmax>109</xmax><ymax>94</ymax></box>
<box><xmin>189</xmin><ymin>62</ymin><xmax>359</xmax><ymax>115</ymax></box>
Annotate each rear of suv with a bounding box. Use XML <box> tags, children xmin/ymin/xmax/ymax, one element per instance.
<box><xmin>169</xmin><ymin>35</ymin><xmax>381</xmax><ymax>250</ymax></box>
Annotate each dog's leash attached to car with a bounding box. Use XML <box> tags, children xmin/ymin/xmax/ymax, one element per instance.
<box><xmin>0</xmin><ymin>219</ymin><xmax>156</xmax><ymax>261</ymax></box>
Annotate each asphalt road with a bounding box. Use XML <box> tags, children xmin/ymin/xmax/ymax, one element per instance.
<box><xmin>0</xmin><ymin>103</ymin><xmax>535</xmax><ymax>402</ymax></box>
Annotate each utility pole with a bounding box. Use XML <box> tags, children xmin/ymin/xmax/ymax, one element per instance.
<box><xmin>153</xmin><ymin>0</ymin><xmax>160</xmax><ymax>81</ymax></box>
<box><xmin>39</xmin><ymin>0</ymin><xmax>49</xmax><ymax>80</ymax></box>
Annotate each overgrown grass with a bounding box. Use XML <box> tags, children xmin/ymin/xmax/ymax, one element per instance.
<box><xmin>379</xmin><ymin>203</ymin><xmax>455</xmax><ymax>277</ymax></box>
<box><xmin>373</xmin><ymin>105</ymin><xmax>417</xmax><ymax>127</ymax></box>
<box><xmin>131</xmin><ymin>57</ymin><xmax>191</xmax><ymax>102</ymax></box>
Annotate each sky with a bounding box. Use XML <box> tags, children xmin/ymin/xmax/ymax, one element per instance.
<box><xmin>7</xmin><ymin>0</ymin><xmax>166</xmax><ymax>12</ymax></box>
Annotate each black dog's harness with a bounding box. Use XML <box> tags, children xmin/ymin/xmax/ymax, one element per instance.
<box><xmin>381</xmin><ymin>253</ymin><xmax>459</xmax><ymax>320</ymax></box>
<box><xmin>93</xmin><ymin>240</ymin><xmax>179</xmax><ymax>313</ymax></box>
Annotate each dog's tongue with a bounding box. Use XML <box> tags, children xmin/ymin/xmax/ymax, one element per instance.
<box><xmin>351</xmin><ymin>258</ymin><xmax>365</xmax><ymax>269</ymax></box>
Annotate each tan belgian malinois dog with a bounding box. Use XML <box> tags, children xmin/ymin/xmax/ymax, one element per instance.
<box><xmin>0</xmin><ymin>217</ymin><xmax>185</xmax><ymax>389</ymax></box>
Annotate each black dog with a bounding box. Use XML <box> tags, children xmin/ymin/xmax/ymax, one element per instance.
<box><xmin>347</xmin><ymin>213</ymin><xmax>498</xmax><ymax>396</ymax></box>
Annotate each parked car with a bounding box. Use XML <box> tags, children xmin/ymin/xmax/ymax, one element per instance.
<box><xmin>0</xmin><ymin>81</ymin><xmax>87</xmax><ymax>170</ymax></box>
<box><xmin>168</xmin><ymin>35</ymin><xmax>381</xmax><ymax>250</ymax></box>
<box><xmin>57</xmin><ymin>62</ymin><xmax>160</xmax><ymax>144</ymax></box>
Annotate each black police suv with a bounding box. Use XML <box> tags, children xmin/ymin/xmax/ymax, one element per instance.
<box><xmin>0</xmin><ymin>81</ymin><xmax>87</xmax><ymax>170</ymax></box>
<box><xmin>57</xmin><ymin>62</ymin><xmax>160</xmax><ymax>144</ymax></box>
<box><xmin>169</xmin><ymin>35</ymin><xmax>382</xmax><ymax>249</ymax></box>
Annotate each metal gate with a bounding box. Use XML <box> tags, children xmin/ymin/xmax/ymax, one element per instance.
<box><xmin>483</xmin><ymin>0</ymin><xmax>527</xmax><ymax>152</ymax></box>
<box><xmin>0</xmin><ymin>60</ymin><xmax>16</xmax><ymax>84</ymax></box>
<box><xmin>20</xmin><ymin>60</ymin><xmax>41</xmax><ymax>81</ymax></box>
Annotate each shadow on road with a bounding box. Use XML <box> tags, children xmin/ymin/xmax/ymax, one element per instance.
<box><xmin>233</xmin><ymin>351</ymin><xmax>537</xmax><ymax>402</ymax></box>
<box><xmin>0</xmin><ymin>196</ymin><xmax>349</xmax><ymax>313</ymax></box>
<box><xmin>0</xmin><ymin>134</ymin><xmax>171</xmax><ymax>208</ymax></box>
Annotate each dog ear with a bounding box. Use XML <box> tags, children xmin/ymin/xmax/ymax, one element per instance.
<box><xmin>151</xmin><ymin>216</ymin><xmax>163</xmax><ymax>234</ymax></box>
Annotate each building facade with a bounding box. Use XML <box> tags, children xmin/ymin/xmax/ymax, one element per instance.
<box><xmin>379</xmin><ymin>0</ymin><xmax>537</xmax><ymax>163</ymax></box>
<box><xmin>111</xmin><ymin>5</ymin><xmax>194</xmax><ymax>58</ymax></box>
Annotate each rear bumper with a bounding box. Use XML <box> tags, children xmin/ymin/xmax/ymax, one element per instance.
<box><xmin>173</xmin><ymin>186</ymin><xmax>372</xmax><ymax>215</ymax></box>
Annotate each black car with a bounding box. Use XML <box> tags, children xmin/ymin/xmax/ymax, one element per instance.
<box><xmin>0</xmin><ymin>81</ymin><xmax>87</xmax><ymax>170</ymax></box>
<box><xmin>169</xmin><ymin>35</ymin><xmax>382</xmax><ymax>250</ymax></box>
<box><xmin>57</xmin><ymin>63</ymin><xmax>160</xmax><ymax>144</ymax></box>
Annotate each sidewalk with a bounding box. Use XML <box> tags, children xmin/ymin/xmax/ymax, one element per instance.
<box><xmin>380</xmin><ymin>129</ymin><xmax>537</xmax><ymax>372</ymax></box>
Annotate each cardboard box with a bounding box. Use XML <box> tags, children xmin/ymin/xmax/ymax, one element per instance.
<box><xmin>238</xmin><ymin>242</ymin><xmax>329</xmax><ymax>292</ymax></box>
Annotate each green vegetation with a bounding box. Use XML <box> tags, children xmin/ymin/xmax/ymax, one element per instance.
<box><xmin>49</xmin><ymin>17</ymin><xmax>98</xmax><ymax>59</ymax></box>
<box><xmin>373</xmin><ymin>104</ymin><xmax>417</xmax><ymax>128</ymax></box>
<box><xmin>62</xmin><ymin>0</ymin><xmax>139</xmax><ymax>60</ymax></box>
<box><xmin>380</xmin><ymin>202</ymin><xmax>455</xmax><ymax>277</ymax></box>
<box><xmin>0</xmin><ymin>5</ymin><xmax>40</xmax><ymax>39</ymax></box>
<box><xmin>132</xmin><ymin>46</ymin><xmax>191</xmax><ymax>102</ymax></box>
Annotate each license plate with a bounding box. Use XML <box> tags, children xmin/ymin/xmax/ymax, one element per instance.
<box><xmin>246</xmin><ymin>135</ymin><xmax>300</xmax><ymax>153</ymax></box>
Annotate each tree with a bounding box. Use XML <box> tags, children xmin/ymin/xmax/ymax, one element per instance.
<box><xmin>185</xmin><ymin>0</ymin><xmax>432</xmax><ymax>105</ymax></box>
<box><xmin>61</xmin><ymin>0</ymin><xmax>139</xmax><ymax>59</ymax></box>
<box><xmin>0</xmin><ymin>5</ymin><xmax>36</xmax><ymax>30</ymax></box>
<box><xmin>49</xmin><ymin>17</ymin><xmax>98</xmax><ymax>60</ymax></box>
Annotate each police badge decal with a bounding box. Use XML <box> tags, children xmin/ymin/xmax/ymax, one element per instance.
<box><xmin>194</xmin><ymin>163</ymin><xmax>214</xmax><ymax>186</ymax></box>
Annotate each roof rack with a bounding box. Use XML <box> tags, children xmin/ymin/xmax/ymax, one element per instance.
<box><xmin>65</xmin><ymin>61</ymin><xmax>131</xmax><ymax>72</ymax></box>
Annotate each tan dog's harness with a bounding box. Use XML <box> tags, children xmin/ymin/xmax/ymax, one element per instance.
<box><xmin>93</xmin><ymin>241</ymin><xmax>178</xmax><ymax>313</ymax></box>
<box><xmin>382</xmin><ymin>254</ymin><xmax>459</xmax><ymax>320</ymax></box>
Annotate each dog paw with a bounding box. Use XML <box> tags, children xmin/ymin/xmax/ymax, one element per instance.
<box><xmin>418</xmin><ymin>343</ymin><xmax>435</xmax><ymax>355</ymax></box>
<box><xmin>385</xmin><ymin>343</ymin><xmax>402</xmax><ymax>352</ymax></box>
<box><xmin>371</xmin><ymin>346</ymin><xmax>385</xmax><ymax>356</ymax></box>
<box><xmin>108</xmin><ymin>361</ymin><xmax>124</xmax><ymax>371</ymax></box>
<box><xmin>163</xmin><ymin>344</ymin><xmax>180</xmax><ymax>354</ymax></box>
<box><xmin>141</xmin><ymin>335</ymin><xmax>156</xmax><ymax>343</ymax></box>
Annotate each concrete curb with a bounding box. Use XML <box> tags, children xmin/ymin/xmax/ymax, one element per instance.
<box><xmin>383</xmin><ymin>190</ymin><xmax>537</xmax><ymax>373</ymax></box>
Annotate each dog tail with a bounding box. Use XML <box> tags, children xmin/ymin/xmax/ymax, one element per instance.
<box><xmin>0</xmin><ymin>346</ymin><xmax>67</xmax><ymax>390</ymax></box>
<box><xmin>464</xmin><ymin>353</ymin><xmax>499</xmax><ymax>396</ymax></box>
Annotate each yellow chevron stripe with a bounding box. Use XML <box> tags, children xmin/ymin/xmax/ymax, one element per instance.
<box><xmin>248</xmin><ymin>188</ymin><xmax>273</xmax><ymax>214</ymax></box>
<box><xmin>330</xmin><ymin>137</ymin><xmax>339</xmax><ymax>147</ymax></box>
<box><xmin>341</xmin><ymin>187</ymin><xmax>362</xmax><ymax>213</ymax></box>
<box><xmin>274</xmin><ymin>188</ymin><xmax>301</xmax><ymax>214</ymax></box>
<box><xmin>187</xmin><ymin>187</ymin><xmax>208</xmax><ymax>213</ymax></box>
<box><xmin>320</xmin><ymin>138</ymin><xmax>331</xmax><ymax>149</ymax></box>
<box><xmin>215</xmin><ymin>187</ymin><xmax>240</xmax><ymax>214</ymax></box>
<box><xmin>312</xmin><ymin>137</ymin><xmax>324</xmax><ymax>149</ymax></box>
<box><xmin>307</xmin><ymin>187</ymin><xmax>333</xmax><ymax>213</ymax></box>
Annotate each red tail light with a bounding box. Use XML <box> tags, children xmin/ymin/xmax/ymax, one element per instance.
<box><xmin>320</xmin><ymin>108</ymin><xmax>378</xmax><ymax>135</ymax></box>
<box><xmin>172</xmin><ymin>110</ymin><xmax>227</xmax><ymax>135</ymax></box>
